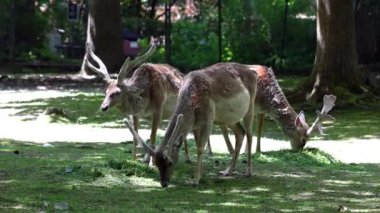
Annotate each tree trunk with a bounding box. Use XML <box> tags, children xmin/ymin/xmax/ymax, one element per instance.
<box><xmin>292</xmin><ymin>0</ymin><xmax>361</xmax><ymax>103</ymax></box>
<box><xmin>355</xmin><ymin>0</ymin><xmax>380</xmax><ymax>64</ymax></box>
<box><xmin>80</xmin><ymin>0</ymin><xmax>124</xmax><ymax>75</ymax></box>
<box><xmin>9</xmin><ymin>0</ymin><xmax>15</xmax><ymax>63</ymax></box>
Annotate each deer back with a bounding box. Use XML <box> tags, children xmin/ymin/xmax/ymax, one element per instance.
<box><xmin>114</xmin><ymin>63</ymin><xmax>183</xmax><ymax>118</ymax></box>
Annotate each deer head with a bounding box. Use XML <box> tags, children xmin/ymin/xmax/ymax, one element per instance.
<box><xmin>291</xmin><ymin>94</ymin><xmax>336</xmax><ymax>150</ymax></box>
<box><xmin>84</xmin><ymin>43</ymin><xmax>156</xmax><ymax>112</ymax></box>
<box><xmin>123</xmin><ymin>114</ymin><xmax>184</xmax><ymax>187</ymax></box>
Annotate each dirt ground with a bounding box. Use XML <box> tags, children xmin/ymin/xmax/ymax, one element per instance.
<box><xmin>0</xmin><ymin>73</ymin><xmax>379</xmax><ymax>164</ymax></box>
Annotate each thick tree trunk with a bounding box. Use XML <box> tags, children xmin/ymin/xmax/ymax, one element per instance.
<box><xmin>355</xmin><ymin>0</ymin><xmax>380</xmax><ymax>64</ymax></box>
<box><xmin>292</xmin><ymin>0</ymin><xmax>362</xmax><ymax>103</ymax></box>
<box><xmin>80</xmin><ymin>0</ymin><xmax>124</xmax><ymax>75</ymax></box>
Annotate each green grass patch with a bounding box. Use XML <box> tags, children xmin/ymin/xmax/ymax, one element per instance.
<box><xmin>1</xmin><ymin>140</ymin><xmax>379</xmax><ymax>212</ymax></box>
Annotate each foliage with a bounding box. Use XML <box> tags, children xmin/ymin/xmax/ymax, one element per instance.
<box><xmin>222</xmin><ymin>0</ymin><xmax>315</xmax><ymax>72</ymax></box>
<box><xmin>171</xmin><ymin>19</ymin><xmax>219</xmax><ymax>72</ymax></box>
<box><xmin>222</xmin><ymin>0</ymin><xmax>272</xmax><ymax>64</ymax></box>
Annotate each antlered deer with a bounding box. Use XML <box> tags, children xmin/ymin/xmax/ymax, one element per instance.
<box><xmin>220</xmin><ymin>67</ymin><xmax>336</xmax><ymax>153</ymax></box>
<box><xmin>85</xmin><ymin>44</ymin><xmax>188</xmax><ymax>162</ymax></box>
<box><xmin>125</xmin><ymin>63</ymin><xmax>259</xmax><ymax>187</ymax></box>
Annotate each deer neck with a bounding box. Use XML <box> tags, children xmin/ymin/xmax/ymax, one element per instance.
<box><xmin>257</xmin><ymin>74</ymin><xmax>298</xmax><ymax>137</ymax></box>
<box><xmin>158</xmin><ymin>84</ymin><xmax>196</xmax><ymax>156</ymax></box>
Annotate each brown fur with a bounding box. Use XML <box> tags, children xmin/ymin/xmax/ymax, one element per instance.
<box><xmin>209</xmin><ymin>65</ymin><xmax>313</xmax><ymax>153</ymax></box>
<box><xmin>107</xmin><ymin>63</ymin><xmax>184</xmax><ymax>155</ymax></box>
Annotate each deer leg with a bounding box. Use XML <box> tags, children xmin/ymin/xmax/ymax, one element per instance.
<box><xmin>132</xmin><ymin>115</ymin><xmax>139</xmax><ymax>160</ymax></box>
<box><xmin>206</xmin><ymin>139</ymin><xmax>213</xmax><ymax>157</ymax></box>
<box><xmin>256</xmin><ymin>113</ymin><xmax>265</xmax><ymax>153</ymax></box>
<box><xmin>243</xmin><ymin>111</ymin><xmax>255</xmax><ymax>177</ymax></box>
<box><xmin>220</xmin><ymin>122</ymin><xmax>245</xmax><ymax>176</ymax></box>
<box><xmin>220</xmin><ymin>124</ymin><xmax>234</xmax><ymax>154</ymax></box>
<box><xmin>183</xmin><ymin>138</ymin><xmax>191</xmax><ymax>163</ymax></box>
<box><xmin>145</xmin><ymin>111</ymin><xmax>162</xmax><ymax>164</ymax></box>
<box><xmin>192</xmin><ymin>120</ymin><xmax>213</xmax><ymax>186</ymax></box>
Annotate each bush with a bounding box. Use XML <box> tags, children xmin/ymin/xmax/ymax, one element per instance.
<box><xmin>171</xmin><ymin>20</ymin><xmax>219</xmax><ymax>72</ymax></box>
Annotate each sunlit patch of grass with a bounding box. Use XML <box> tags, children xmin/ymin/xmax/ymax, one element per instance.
<box><xmin>2</xmin><ymin>93</ymin><xmax>121</xmax><ymax>125</ymax></box>
<box><xmin>277</xmin><ymin>75</ymin><xmax>308</xmax><ymax>91</ymax></box>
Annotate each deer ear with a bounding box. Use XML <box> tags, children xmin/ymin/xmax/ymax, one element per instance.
<box><xmin>295</xmin><ymin>111</ymin><xmax>308</xmax><ymax>128</ymax></box>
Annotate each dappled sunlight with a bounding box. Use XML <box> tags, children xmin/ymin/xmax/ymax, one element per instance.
<box><xmin>198</xmin><ymin>189</ymin><xmax>215</xmax><ymax>194</ymax></box>
<box><xmin>0</xmin><ymin>179</ymin><xmax>16</xmax><ymax>184</ymax></box>
<box><xmin>307</xmin><ymin>138</ymin><xmax>380</xmax><ymax>163</ymax></box>
<box><xmin>289</xmin><ymin>191</ymin><xmax>315</xmax><ymax>200</ymax></box>
<box><xmin>128</xmin><ymin>176</ymin><xmax>161</xmax><ymax>189</ymax></box>
<box><xmin>89</xmin><ymin>174</ymin><xmax>161</xmax><ymax>192</ymax></box>
<box><xmin>1</xmin><ymin>89</ymin><xmax>379</xmax><ymax>165</ymax></box>
<box><xmin>323</xmin><ymin>179</ymin><xmax>361</xmax><ymax>186</ymax></box>
<box><xmin>0</xmin><ymin>120</ymin><xmax>151</xmax><ymax>143</ymax></box>
<box><xmin>82</xmin><ymin>155</ymin><xmax>104</xmax><ymax>160</ymax></box>
<box><xmin>89</xmin><ymin>174</ymin><xmax>124</xmax><ymax>187</ymax></box>
<box><xmin>216</xmin><ymin>202</ymin><xmax>249</xmax><ymax>207</ymax></box>
<box><xmin>345</xmin><ymin>190</ymin><xmax>376</xmax><ymax>197</ymax></box>
<box><xmin>228</xmin><ymin>186</ymin><xmax>270</xmax><ymax>193</ymax></box>
<box><xmin>264</xmin><ymin>172</ymin><xmax>314</xmax><ymax>179</ymax></box>
<box><xmin>6</xmin><ymin>204</ymin><xmax>28</xmax><ymax>211</ymax></box>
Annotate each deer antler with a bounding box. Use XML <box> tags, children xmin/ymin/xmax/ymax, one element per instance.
<box><xmin>123</xmin><ymin>117</ymin><xmax>156</xmax><ymax>156</ymax></box>
<box><xmin>306</xmin><ymin>94</ymin><xmax>336</xmax><ymax>136</ymax></box>
<box><xmin>84</xmin><ymin>42</ymin><xmax>112</xmax><ymax>83</ymax></box>
<box><xmin>117</xmin><ymin>45</ymin><xmax>157</xmax><ymax>85</ymax></box>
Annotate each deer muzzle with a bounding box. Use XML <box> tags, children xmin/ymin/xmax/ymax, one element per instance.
<box><xmin>161</xmin><ymin>181</ymin><xmax>169</xmax><ymax>188</ymax></box>
<box><xmin>101</xmin><ymin>105</ymin><xmax>109</xmax><ymax>111</ymax></box>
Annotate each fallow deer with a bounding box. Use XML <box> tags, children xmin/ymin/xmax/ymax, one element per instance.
<box><xmin>125</xmin><ymin>62</ymin><xmax>260</xmax><ymax>187</ymax></box>
<box><xmin>218</xmin><ymin>67</ymin><xmax>336</xmax><ymax>153</ymax></box>
<box><xmin>84</xmin><ymin>44</ymin><xmax>188</xmax><ymax>162</ymax></box>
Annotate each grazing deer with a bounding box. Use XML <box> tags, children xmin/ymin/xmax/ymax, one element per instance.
<box><xmin>220</xmin><ymin>67</ymin><xmax>336</xmax><ymax>153</ymax></box>
<box><xmin>85</xmin><ymin>44</ymin><xmax>190</xmax><ymax>162</ymax></box>
<box><xmin>124</xmin><ymin>62</ymin><xmax>260</xmax><ymax>187</ymax></box>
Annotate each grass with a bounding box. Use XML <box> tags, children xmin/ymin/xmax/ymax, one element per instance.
<box><xmin>0</xmin><ymin>75</ymin><xmax>379</xmax><ymax>212</ymax></box>
<box><xmin>1</xmin><ymin>140</ymin><xmax>380</xmax><ymax>212</ymax></box>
